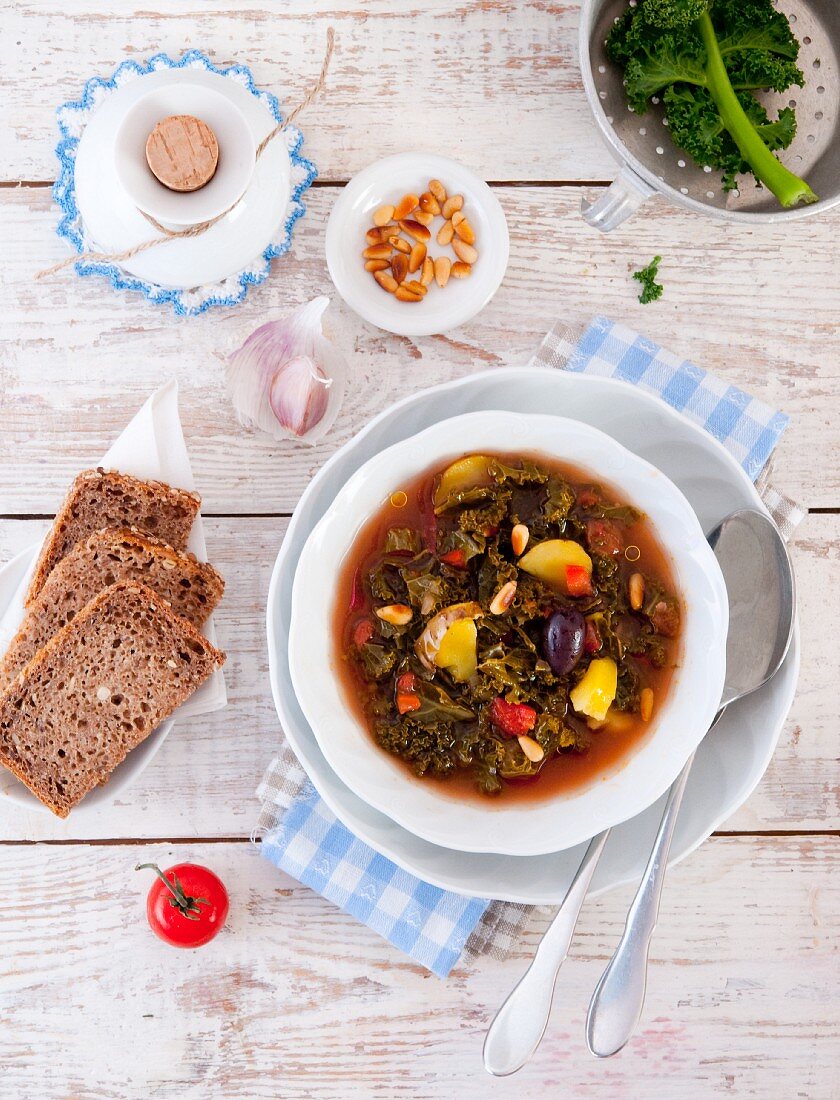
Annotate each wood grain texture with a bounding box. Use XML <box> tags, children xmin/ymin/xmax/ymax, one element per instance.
<box><xmin>1</xmin><ymin>0</ymin><xmax>611</xmax><ymax>184</ymax></box>
<box><xmin>3</xmin><ymin>185</ymin><xmax>840</xmax><ymax>512</ymax></box>
<box><xmin>0</xmin><ymin>512</ymin><xmax>834</xmax><ymax>841</ymax></box>
<box><xmin>0</xmin><ymin>836</ymin><xmax>837</xmax><ymax>1099</ymax></box>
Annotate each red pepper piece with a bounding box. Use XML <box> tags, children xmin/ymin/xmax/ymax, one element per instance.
<box><xmin>489</xmin><ymin>697</ymin><xmax>538</xmax><ymax>738</ymax></box>
<box><xmin>577</xmin><ymin>487</ymin><xmax>600</xmax><ymax>508</ymax></box>
<box><xmin>583</xmin><ymin>619</ymin><xmax>602</xmax><ymax>654</ymax></box>
<box><xmin>565</xmin><ymin>564</ymin><xmax>593</xmax><ymax>597</ymax></box>
<box><xmin>397</xmin><ymin>694</ymin><xmax>421</xmax><ymax>715</ymax></box>
<box><xmin>396</xmin><ymin>672</ymin><xmax>421</xmax><ymax>715</ymax></box>
<box><xmin>349</xmin><ymin>566</ymin><xmax>365</xmax><ymax>611</ymax></box>
<box><xmin>352</xmin><ymin>619</ymin><xmax>374</xmax><ymax>647</ymax></box>
<box><xmin>585</xmin><ymin>518</ymin><xmax>623</xmax><ymax>557</ymax></box>
<box><xmin>440</xmin><ymin>548</ymin><xmax>466</xmax><ymax>567</ymax></box>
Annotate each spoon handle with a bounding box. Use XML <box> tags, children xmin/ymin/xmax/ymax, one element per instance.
<box><xmin>585</xmin><ymin>751</ymin><xmax>696</xmax><ymax>1057</ymax></box>
<box><xmin>483</xmin><ymin>829</ymin><xmax>609</xmax><ymax>1077</ymax></box>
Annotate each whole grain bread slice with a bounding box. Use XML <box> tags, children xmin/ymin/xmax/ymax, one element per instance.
<box><xmin>26</xmin><ymin>468</ymin><xmax>201</xmax><ymax>606</ymax></box>
<box><xmin>0</xmin><ymin>581</ymin><xmax>225</xmax><ymax>817</ymax></box>
<box><xmin>0</xmin><ymin>528</ymin><xmax>225</xmax><ymax>691</ymax></box>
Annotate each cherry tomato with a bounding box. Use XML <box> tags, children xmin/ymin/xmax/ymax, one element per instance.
<box><xmin>136</xmin><ymin>862</ymin><xmax>229</xmax><ymax>949</ymax></box>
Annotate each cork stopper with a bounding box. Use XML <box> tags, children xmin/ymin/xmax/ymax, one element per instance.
<box><xmin>145</xmin><ymin>115</ymin><xmax>220</xmax><ymax>193</ymax></box>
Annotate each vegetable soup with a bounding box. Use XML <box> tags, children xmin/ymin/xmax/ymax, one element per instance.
<box><xmin>335</xmin><ymin>453</ymin><xmax>682</xmax><ymax>801</ymax></box>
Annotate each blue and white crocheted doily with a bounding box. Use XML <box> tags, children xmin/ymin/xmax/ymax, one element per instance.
<box><xmin>53</xmin><ymin>50</ymin><xmax>317</xmax><ymax>317</ymax></box>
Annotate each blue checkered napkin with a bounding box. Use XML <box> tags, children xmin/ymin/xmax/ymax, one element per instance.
<box><xmin>257</xmin><ymin>315</ymin><xmax>799</xmax><ymax>978</ymax></box>
<box><xmin>260</xmin><ymin>784</ymin><xmax>488</xmax><ymax>978</ymax></box>
<box><xmin>556</xmin><ymin>316</ymin><xmax>790</xmax><ymax>479</ymax></box>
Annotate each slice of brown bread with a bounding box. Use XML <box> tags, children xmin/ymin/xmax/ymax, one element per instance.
<box><xmin>0</xmin><ymin>581</ymin><xmax>225</xmax><ymax>818</ymax></box>
<box><xmin>26</xmin><ymin>468</ymin><xmax>201</xmax><ymax>606</ymax></box>
<box><xmin>0</xmin><ymin>528</ymin><xmax>225</xmax><ymax>691</ymax></box>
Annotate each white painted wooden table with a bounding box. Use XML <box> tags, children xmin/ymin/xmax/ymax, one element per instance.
<box><xmin>2</xmin><ymin>4</ymin><xmax>838</xmax><ymax>1097</ymax></box>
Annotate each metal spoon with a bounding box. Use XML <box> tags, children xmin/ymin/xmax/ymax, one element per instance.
<box><xmin>483</xmin><ymin>508</ymin><xmax>794</xmax><ymax>1076</ymax></box>
<box><xmin>585</xmin><ymin>508</ymin><xmax>795</xmax><ymax>1058</ymax></box>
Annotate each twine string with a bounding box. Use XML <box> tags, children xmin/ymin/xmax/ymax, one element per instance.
<box><xmin>37</xmin><ymin>27</ymin><xmax>334</xmax><ymax>280</ymax></box>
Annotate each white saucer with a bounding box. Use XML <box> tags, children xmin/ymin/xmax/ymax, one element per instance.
<box><xmin>267</xmin><ymin>368</ymin><xmax>800</xmax><ymax>903</ymax></box>
<box><xmin>74</xmin><ymin>68</ymin><xmax>291</xmax><ymax>289</ymax></box>
<box><xmin>325</xmin><ymin>153</ymin><xmax>510</xmax><ymax>336</ymax></box>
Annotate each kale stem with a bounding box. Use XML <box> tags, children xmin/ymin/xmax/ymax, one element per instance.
<box><xmin>697</xmin><ymin>11</ymin><xmax>817</xmax><ymax>208</ymax></box>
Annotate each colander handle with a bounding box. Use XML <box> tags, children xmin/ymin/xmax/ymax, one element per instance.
<box><xmin>581</xmin><ymin>165</ymin><xmax>655</xmax><ymax>232</ymax></box>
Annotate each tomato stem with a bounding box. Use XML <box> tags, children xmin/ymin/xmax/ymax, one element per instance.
<box><xmin>136</xmin><ymin>863</ymin><xmax>209</xmax><ymax>920</ymax></box>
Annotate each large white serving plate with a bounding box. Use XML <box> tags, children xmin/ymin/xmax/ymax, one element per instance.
<box><xmin>267</xmin><ymin>368</ymin><xmax>800</xmax><ymax>903</ymax></box>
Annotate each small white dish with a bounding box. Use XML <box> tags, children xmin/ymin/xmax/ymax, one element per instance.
<box><xmin>325</xmin><ymin>153</ymin><xmax>510</xmax><ymax>336</ymax></box>
<box><xmin>267</xmin><ymin>369</ymin><xmax>799</xmax><ymax>902</ymax></box>
<box><xmin>73</xmin><ymin>68</ymin><xmax>291</xmax><ymax>288</ymax></box>
<box><xmin>114</xmin><ymin>83</ymin><xmax>256</xmax><ymax>227</ymax></box>
<box><xmin>289</xmin><ymin>411</ymin><xmax>728</xmax><ymax>857</ymax></box>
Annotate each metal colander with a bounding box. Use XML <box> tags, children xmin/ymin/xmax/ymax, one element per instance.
<box><xmin>579</xmin><ymin>0</ymin><xmax>840</xmax><ymax>229</ymax></box>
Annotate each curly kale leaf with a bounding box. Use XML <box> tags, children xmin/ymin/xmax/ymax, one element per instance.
<box><xmin>633</xmin><ymin>255</ymin><xmax>664</xmax><ymax>305</ymax></box>
<box><xmin>605</xmin><ymin>0</ymin><xmax>816</xmax><ymax>205</ymax></box>
<box><xmin>384</xmin><ymin>527</ymin><xmax>421</xmax><ymax>555</ymax></box>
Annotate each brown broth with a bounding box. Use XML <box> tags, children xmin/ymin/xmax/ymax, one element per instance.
<box><xmin>333</xmin><ymin>452</ymin><xmax>681</xmax><ymax>804</ymax></box>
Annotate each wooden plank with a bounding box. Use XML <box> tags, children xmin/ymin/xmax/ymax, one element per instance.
<box><xmin>1</xmin><ymin>0</ymin><xmax>614</xmax><ymax>184</ymax></box>
<box><xmin>0</xmin><ymin>513</ymin><xmax>834</xmax><ymax>841</ymax></box>
<box><xmin>0</xmin><ymin>836</ymin><xmax>836</xmax><ymax>1099</ymax></box>
<box><xmin>3</xmin><ymin>185</ymin><xmax>840</xmax><ymax>512</ymax></box>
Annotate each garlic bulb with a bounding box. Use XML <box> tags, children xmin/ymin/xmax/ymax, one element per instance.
<box><xmin>226</xmin><ymin>296</ymin><xmax>347</xmax><ymax>444</ymax></box>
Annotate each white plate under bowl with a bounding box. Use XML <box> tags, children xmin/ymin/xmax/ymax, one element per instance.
<box><xmin>74</xmin><ymin>68</ymin><xmax>291</xmax><ymax>289</ymax></box>
<box><xmin>267</xmin><ymin>368</ymin><xmax>800</xmax><ymax>903</ymax></box>
<box><xmin>290</xmin><ymin>411</ymin><xmax>727</xmax><ymax>856</ymax></box>
<box><xmin>0</xmin><ymin>547</ymin><xmax>175</xmax><ymax>813</ymax></box>
<box><xmin>325</xmin><ymin>153</ymin><xmax>510</xmax><ymax>337</ymax></box>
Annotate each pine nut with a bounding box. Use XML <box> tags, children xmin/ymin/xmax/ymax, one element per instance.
<box><xmin>437</xmin><ymin>219</ymin><xmax>455</xmax><ymax>246</ymax></box>
<box><xmin>393</xmin><ymin>194</ymin><xmax>419</xmax><ymax>220</ymax></box>
<box><xmin>403</xmin><ymin>280</ymin><xmax>427</xmax><ymax>297</ymax></box>
<box><xmin>629</xmin><ymin>572</ymin><xmax>645</xmax><ymax>610</ymax></box>
<box><xmin>518</xmin><ymin>734</ymin><xmax>545</xmax><ymax>763</ymax></box>
<box><xmin>391</xmin><ymin>253</ymin><xmax>409</xmax><ymax>283</ymax></box>
<box><xmin>434</xmin><ymin>256</ymin><xmax>451</xmax><ymax>287</ymax></box>
<box><xmin>389</xmin><ymin>236</ymin><xmax>411</xmax><ymax>254</ymax></box>
<box><xmin>421</xmin><ymin>256</ymin><xmax>434</xmax><ymax>286</ymax></box>
<box><xmin>451</xmin><ymin>209</ymin><xmax>465</xmax><ymax>228</ymax></box>
<box><xmin>373</xmin><ymin>204</ymin><xmax>395</xmax><ymax>226</ymax></box>
<box><xmin>374</xmin><ymin>270</ymin><xmax>399</xmax><ymax>292</ymax></box>
<box><xmin>511</xmin><ymin>524</ymin><xmax>529</xmax><ymax>556</ymax></box>
<box><xmin>454</xmin><ymin>218</ymin><xmax>476</xmax><ymax>245</ymax></box>
<box><xmin>451</xmin><ymin>261</ymin><xmax>472</xmax><ymax>279</ymax></box>
<box><xmin>452</xmin><ymin>238</ymin><xmax>478</xmax><ymax>265</ymax></box>
<box><xmin>366</xmin><ymin>225</ymin><xmax>393</xmax><ymax>245</ymax></box>
<box><xmin>419</xmin><ymin>191</ymin><xmax>442</xmax><ymax>216</ymax></box>
<box><xmin>489</xmin><ymin>580</ymin><xmax>517</xmax><ymax>615</ymax></box>
<box><xmin>408</xmin><ymin>242</ymin><xmax>427</xmax><ymax>273</ymax></box>
<box><xmin>399</xmin><ymin>219</ymin><xmax>431</xmax><ymax>243</ymax></box>
<box><xmin>640</xmin><ymin>687</ymin><xmax>654</xmax><ymax>722</ymax></box>
<box><xmin>363</xmin><ymin>244</ymin><xmax>392</xmax><ymax>260</ymax></box>
<box><xmin>442</xmin><ymin>194</ymin><xmax>463</xmax><ymax>219</ymax></box>
<box><xmin>413</xmin><ymin>210</ymin><xmax>435</xmax><ymax>227</ymax></box>
<box><xmin>365</xmin><ymin>258</ymin><xmax>390</xmax><ymax>272</ymax></box>
<box><xmin>428</xmin><ymin>179</ymin><xmax>447</xmax><ymax>203</ymax></box>
<box><xmin>375</xmin><ymin>604</ymin><xmax>413</xmax><ymax>625</ymax></box>
<box><xmin>395</xmin><ymin>285</ymin><xmax>422</xmax><ymax>302</ymax></box>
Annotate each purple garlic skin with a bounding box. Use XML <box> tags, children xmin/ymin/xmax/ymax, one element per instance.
<box><xmin>226</xmin><ymin>296</ymin><xmax>346</xmax><ymax>445</ymax></box>
<box><xmin>268</xmin><ymin>355</ymin><xmax>331</xmax><ymax>438</ymax></box>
